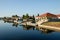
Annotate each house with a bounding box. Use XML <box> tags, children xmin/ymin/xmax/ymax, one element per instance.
<box><xmin>35</xmin><ymin>12</ymin><xmax>58</xmax><ymax>25</ymax></box>
<box><xmin>3</xmin><ymin>16</ymin><xmax>20</xmax><ymax>22</ymax></box>
<box><xmin>56</xmin><ymin>14</ymin><xmax>60</xmax><ymax>19</ymax></box>
<box><xmin>12</xmin><ymin>17</ymin><xmax>19</xmax><ymax>21</ymax></box>
<box><xmin>23</xmin><ymin>16</ymin><xmax>34</xmax><ymax>22</ymax></box>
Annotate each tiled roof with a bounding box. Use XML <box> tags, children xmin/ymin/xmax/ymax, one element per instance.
<box><xmin>36</xmin><ymin>12</ymin><xmax>57</xmax><ymax>18</ymax></box>
<box><xmin>56</xmin><ymin>14</ymin><xmax>60</xmax><ymax>17</ymax></box>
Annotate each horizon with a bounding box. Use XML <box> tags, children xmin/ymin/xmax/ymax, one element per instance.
<box><xmin>0</xmin><ymin>0</ymin><xmax>60</xmax><ymax>17</ymax></box>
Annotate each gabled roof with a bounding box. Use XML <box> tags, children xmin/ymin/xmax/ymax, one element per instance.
<box><xmin>36</xmin><ymin>12</ymin><xmax>57</xmax><ymax>18</ymax></box>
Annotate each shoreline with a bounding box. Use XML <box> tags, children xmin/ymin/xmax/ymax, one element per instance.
<box><xmin>38</xmin><ymin>25</ymin><xmax>60</xmax><ymax>32</ymax></box>
<box><xmin>21</xmin><ymin>22</ymin><xmax>60</xmax><ymax>31</ymax></box>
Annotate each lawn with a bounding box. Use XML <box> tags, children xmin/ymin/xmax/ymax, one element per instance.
<box><xmin>42</xmin><ymin>22</ymin><xmax>60</xmax><ymax>27</ymax></box>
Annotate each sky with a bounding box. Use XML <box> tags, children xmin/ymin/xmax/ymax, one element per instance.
<box><xmin>0</xmin><ymin>0</ymin><xmax>60</xmax><ymax>17</ymax></box>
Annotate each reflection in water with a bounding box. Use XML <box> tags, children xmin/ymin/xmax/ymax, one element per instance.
<box><xmin>41</xmin><ymin>29</ymin><xmax>54</xmax><ymax>34</ymax></box>
<box><xmin>3</xmin><ymin>20</ymin><xmax>19</xmax><ymax>27</ymax></box>
<box><xmin>3</xmin><ymin>20</ymin><xmax>54</xmax><ymax>34</ymax></box>
<box><xmin>22</xmin><ymin>25</ymin><xmax>35</xmax><ymax>30</ymax></box>
<box><xmin>36</xmin><ymin>26</ymin><xmax>54</xmax><ymax>34</ymax></box>
<box><xmin>12</xmin><ymin>23</ymin><xmax>19</xmax><ymax>27</ymax></box>
<box><xmin>4</xmin><ymin>21</ymin><xmax>14</xmax><ymax>23</ymax></box>
<box><xmin>22</xmin><ymin>25</ymin><xmax>54</xmax><ymax>34</ymax></box>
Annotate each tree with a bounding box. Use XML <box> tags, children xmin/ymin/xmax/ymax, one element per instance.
<box><xmin>32</xmin><ymin>15</ymin><xmax>35</xmax><ymax>23</ymax></box>
<box><xmin>22</xmin><ymin>15</ymin><xmax>25</xmax><ymax>19</ymax></box>
<box><xmin>4</xmin><ymin>17</ymin><xmax>6</xmax><ymax>19</ymax></box>
<box><xmin>22</xmin><ymin>13</ymin><xmax>29</xmax><ymax>19</ymax></box>
<box><xmin>33</xmin><ymin>15</ymin><xmax>35</xmax><ymax>20</ymax></box>
<box><xmin>15</xmin><ymin>15</ymin><xmax>19</xmax><ymax>17</ymax></box>
<box><xmin>37</xmin><ymin>14</ymin><xmax>39</xmax><ymax>16</ymax></box>
<box><xmin>12</xmin><ymin>15</ymin><xmax>19</xmax><ymax>17</ymax></box>
<box><xmin>26</xmin><ymin>13</ymin><xmax>29</xmax><ymax>18</ymax></box>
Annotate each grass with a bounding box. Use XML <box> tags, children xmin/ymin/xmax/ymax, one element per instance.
<box><xmin>42</xmin><ymin>22</ymin><xmax>60</xmax><ymax>27</ymax></box>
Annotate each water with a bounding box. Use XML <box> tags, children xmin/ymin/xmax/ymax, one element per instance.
<box><xmin>0</xmin><ymin>20</ymin><xmax>60</xmax><ymax>40</ymax></box>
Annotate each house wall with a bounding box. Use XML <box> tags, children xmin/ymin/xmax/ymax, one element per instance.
<box><xmin>58</xmin><ymin>17</ymin><xmax>60</xmax><ymax>19</ymax></box>
<box><xmin>35</xmin><ymin>17</ymin><xmax>48</xmax><ymax>25</ymax></box>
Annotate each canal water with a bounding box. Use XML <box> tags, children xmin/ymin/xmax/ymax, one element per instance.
<box><xmin>0</xmin><ymin>20</ymin><xmax>60</xmax><ymax>40</ymax></box>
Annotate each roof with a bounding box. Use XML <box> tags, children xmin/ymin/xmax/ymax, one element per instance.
<box><xmin>36</xmin><ymin>12</ymin><xmax>57</xmax><ymax>18</ymax></box>
<box><xmin>56</xmin><ymin>14</ymin><xmax>60</xmax><ymax>17</ymax></box>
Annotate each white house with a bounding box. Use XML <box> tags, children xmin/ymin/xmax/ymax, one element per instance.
<box><xmin>35</xmin><ymin>13</ymin><xmax>58</xmax><ymax>26</ymax></box>
<box><xmin>57</xmin><ymin>15</ymin><xmax>60</xmax><ymax>19</ymax></box>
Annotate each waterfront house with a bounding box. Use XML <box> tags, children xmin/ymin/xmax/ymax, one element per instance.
<box><xmin>57</xmin><ymin>14</ymin><xmax>60</xmax><ymax>19</ymax></box>
<box><xmin>12</xmin><ymin>17</ymin><xmax>19</xmax><ymax>21</ymax></box>
<box><xmin>23</xmin><ymin>16</ymin><xmax>34</xmax><ymax>22</ymax></box>
<box><xmin>3</xmin><ymin>15</ymin><xmax>20</xmax><ymax>22</ymax></box>
<box><xmin>35</xmin><ymin>13</ymin><xmax>58</xmax><ymax>25</ymax></box>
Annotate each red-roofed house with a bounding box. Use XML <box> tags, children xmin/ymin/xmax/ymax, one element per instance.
<box><xmin>35</xmin><ymin>13</ymin><xmax>58</xmax><ymax>25</ymax></box>
<box><xmin>56</xmin><ymin>14</ymin><xmax>60</xmax><ymax>19</ymax></box>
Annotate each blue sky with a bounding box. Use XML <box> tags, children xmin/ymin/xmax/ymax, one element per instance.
<box><xmin>0</xmin><ymin>0</ymin><xmax>60</xmax><ymax>17</ymax></box>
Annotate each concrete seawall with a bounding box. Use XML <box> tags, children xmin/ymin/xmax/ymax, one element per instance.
<box><xmin>38</xmin><ymin>25</ymin><xmax>60</xmax><ymax>31</ymax></box>
<box><xmin>21</xmin><ymin>22</ymin><xmax>36</xmax><ymax>26</ymax></box>
<box><xmin>18</xmin><ymin>22</ymin><xmax>60</xmax><ymax>31</ymax></box>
